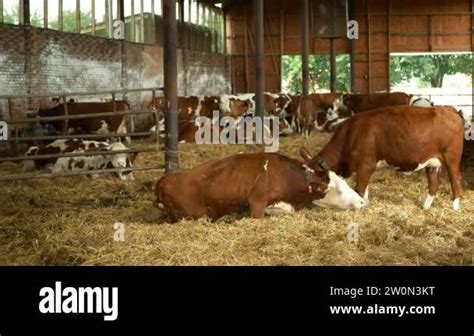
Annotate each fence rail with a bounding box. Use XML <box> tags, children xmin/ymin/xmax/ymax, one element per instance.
<box><xmin>0</xmin><ymin>87</ymin><xmax>164</xmax><ymax>182</ymax></box>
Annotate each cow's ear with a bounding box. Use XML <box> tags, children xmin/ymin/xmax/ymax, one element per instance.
<box><xmin>299</xmin><ymin>147</ymin><xmax>312</xmax><ymax>163</ymax></box>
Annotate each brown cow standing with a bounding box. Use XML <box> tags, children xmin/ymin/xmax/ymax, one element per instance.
<box><xmin>38</xmin><ymin>101</ymin><xmax>131</xmax><ymax>135</ymax></box>
<box><xmin>154</xmin><ymin>152</ymin><xmax>331</xmax><ymax>222</ymax></box>
<box><xmin>296</xmin><ymin>96</ymin><xmax>324</xmax><ymax>138</ymax></box>
<box><xmin>342</xmin><ymin>92</ymin><xmax>411</xmax><ymax>114</ymax></box>
<box><xmin>302</xmin><ymin>105</ymin><xmax>464</xmax><ymax>210</ymax></box>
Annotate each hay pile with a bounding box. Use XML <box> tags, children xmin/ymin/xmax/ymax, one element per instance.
<box><xmin>0</xmin><ymin>134</ymin><xmax>473</xmax><ymax>265</ymax></box>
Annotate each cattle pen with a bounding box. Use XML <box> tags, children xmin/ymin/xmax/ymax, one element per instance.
<box><xmin>0</xmin><ymin>0</ymin><xmax>473</xmax><ymax>267</ymax></box>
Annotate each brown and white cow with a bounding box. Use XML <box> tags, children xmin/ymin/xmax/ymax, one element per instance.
<box><xmin>154</xmin><ymin>152</ymin><xmax>365</xmax><ymax>222</ymax></box>
<box><xmin>308</xmin><ymin>92</ymin><xmax>343</xmax><ymax>111</ymax></box>
<box><xmin>302</xmin><ymin>105</ymin><xmax>465</xmax><ymax>210</ymax></box>
<box><xmin>341</xmin><ymin>92</ymin><xmax>411</xmax><ymax>114</ymax></box>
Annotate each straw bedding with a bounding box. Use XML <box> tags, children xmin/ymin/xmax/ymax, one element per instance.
<box><xmin>0</xmin><ymin>133</ymin><xmax>472</xmax><ymax>265</ymax></box>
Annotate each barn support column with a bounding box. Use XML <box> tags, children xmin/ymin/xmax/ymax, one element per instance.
<box><xmin>163</xmin><ymin>0</ymin><xmax>179</xmax><ymax>173</ymax></box>
<box><xmin>254</xmin><ymin>0</ymin><xmax>265</xmax><ymax>118</ymax></box>
<box><xmin>21</xmin><ymin>0</ymin><xmax>30</xmax><ymax>25</ymax></box>
<box><xmin>329</xmin><ymin>0</ymin><xmax>337</xmax><ymax>93</ymax></box>
<box><xmin>348</xmin><ymin>0</ymin><xmax>356</xmax><ymax>92</ymax></box>
<box><xmin>301</xmin><ymin>0</ymin><xmax>310</xmax><ymax>96</ymax></box>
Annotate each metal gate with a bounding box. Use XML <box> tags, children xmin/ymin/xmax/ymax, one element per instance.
<box><xmin>0</xmin><ymin>87</ymin><xmax>164</xmax><ymax>181</ymax></box>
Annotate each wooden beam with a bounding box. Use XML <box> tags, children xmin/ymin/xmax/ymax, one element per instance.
<box><xmin>265</xmin><ymin>18</ymin><xmax>281</xmax><ymax>83</ymax></box>
<box><xmin>43</xmin><ymin>0</ymin><xmax>48</xmax><ymax>28</ymax></box>
<box><xmin>0</xmin><ymin>0</ymin><xmax>3</xmax><ymax>22</ymax></box>
<box><xmin>141</xmin><ymin>0</ymin><xmax>145</xmax><ymax>42</ymax></box>
<box><xmin>131</xmin><ymin>0</ymin><xmax>136</xmax><ymax>42</ymax></box>
<box><xmin>254</xmin><ymin>0</ymin><xmax>265</xmax><ymax>118</ymax></box>
<box><xmin>151</xmin><ymin>0</ymin><xmax>156</xmax><ymax>44</ymax></box>
<box><xmin>366</xmin><ymin>1</ymin><xmax>371</xmax><ymax>93</ymax></box>
<box><xmin>92</xmin><ymin>0</ymin><xmax>96</xmax><ymax>36</ymax></box>
<box><xmin>76</xmin><ymin>0</ymin><xmax>81</xmax><ymax>33</ymax></box>
<box><xmin>301</xmin><ymin>0</ymin><xmax>310</xmax><ymax>96</ymax></box>
<box><xmin>58</xmin><ymin>0</ymin><xmax>63</xmax><ymax>31</ymax></box>
<box><xmin>387</xmin><ymin>0</ymin><xmax>391</xmax><ymax>92</ymax></box>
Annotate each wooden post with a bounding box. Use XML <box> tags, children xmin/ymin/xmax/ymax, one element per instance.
<box><xmin>329</xmin><ymin>0</ymin><xmax>337</xmax><ymax>93</ymax></box>
<box><xmin>76</xmin><ymin>0</ymin><xmax>81</xmax><ymax>33</ymax></box>
<box><xmin>92</xmin><ymin>0</ymin><xmax>96</xmax><ymax>35</ymax></box>
<box><xmin>0</xmin><ymin>0</ymin><xmax>3</xmax><ymax>22</ymax></box>
<box><xmin>131</xmin><ymin>0</ymin><xmax>136</xmax><ymax>42</ymax></box>
<box><xmin>301</xmin><ymin>0</ymin><xmax>310</xmax><ymax>96</ymax></box>
<box><xmin>387</xmin><ymin>0</ymin><xmax>391</xmax><ymax>92</ymax></box>
<box><xmin>366</xmin><ymin>1</ymin><xmax>371</xmax><ymax>93</ymax></box>
<box><xmin>43</xmin><ymin>0</ymin><xmax>48</xmax><ymax>27</ymax></box>
<box><xmin>151</xmin><ymin>0</ymin><xmax>157</xmax><ymax>44</ymax></box>
<box><xmin>163</xmin><ymin>0</ymin><xmax>179</xmax><ymax>172</ymax></box>
<box><xmin>22</xmin><ymin>0</ymin><xmax>30</xmax><ymax>26</ymax></box>
<box><xmin>140</xmin><ymin>0</ymin><xmax>145</xmax><ymax>42</ymax></box>
<box><xmin>58</xmin><ymin>0</ymin><xmax>63</xmax><ymax>31</ymax></box>
<box><xmin>349</xmin><ymin>0</ymin><xmax>356</xmax><ymax>92</ymax></box>
<box><xmin>254</xmin><ymin>0</ymin><xmax>265</xmax><ymax>118</ymax></box>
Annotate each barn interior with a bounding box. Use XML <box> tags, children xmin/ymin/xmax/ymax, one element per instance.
<box><xmin>0</xmin><ymin>0</ymin><xmax>473</xmax><ymax>265</ymax></box>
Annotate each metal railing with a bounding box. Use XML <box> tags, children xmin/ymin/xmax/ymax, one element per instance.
<box><xmin>0</xmin><ymin>87</ymin><xmax>164</xmax><ymax>182</ymax></box>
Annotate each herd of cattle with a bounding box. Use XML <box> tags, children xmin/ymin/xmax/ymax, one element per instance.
<box><xmin>14</xmin><ymin>91</ymin><xmax>472</xmax><ymax>221</ymax></box>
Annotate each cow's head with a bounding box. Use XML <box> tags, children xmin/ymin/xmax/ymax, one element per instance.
<box><xmin>300</xmin><ymin>147</ymin><xmax>366</xmax><ymax>210</ymax></box>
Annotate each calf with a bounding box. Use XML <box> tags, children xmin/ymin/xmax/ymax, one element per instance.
<box><xmin>23</xmin><ymin>139</ymin><xmax>109</xmax><ymax>171</ymax></box>
<box><xmin>52</xmin><ymin>142</ymin><xmax>136</xmax><ymax>181</ymax></box>
<box><xmin>302</xmin><ymin>105</ymin><xmax>464</xmax><ymax>210</ymax></box>
<box><xmin>154</xmin><ymin>152</ymin><xmax>365</xmax><ymax>222</ymax></box>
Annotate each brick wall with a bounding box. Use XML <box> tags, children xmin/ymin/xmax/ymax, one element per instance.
<box><xmin>0</xmin><ymin>24</ymin><xmax>231</xmax><ymax>120</ymax></box>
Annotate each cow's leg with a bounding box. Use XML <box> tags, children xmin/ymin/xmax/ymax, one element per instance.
<box><xmin>423</xmin><ymin>167</ymin><xmax>441</xmax><ymax>210</ymax></box>
<box><xmin>444</xmin><ymin>156</ymin><xmax>463</xmax><ymax>210</ymax></box>
<box><xmin>356</xmin><ymin>164</ymin><xmax>375</xmax><ymax>203</ymax></box>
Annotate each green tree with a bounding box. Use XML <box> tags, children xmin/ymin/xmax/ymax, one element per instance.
<box><xmin>391</xmin><ymin>54</ymin><xmax>472</xmax><ymax>88</ymax></box>
<box><xmin>3</xmin><ymin>5</ymin><xmax>92</xmax><ymax>32</ymax></box>
<box><xmin>3</xmin><ymin>5</ymin><xmax>42</xmax><ymax>26</ymax></box>
<box><xmin>282</xmin><ymin>54</ymin><xmax>351</xmax><ymax>94</ymax></box>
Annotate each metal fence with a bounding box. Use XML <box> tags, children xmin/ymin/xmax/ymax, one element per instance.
<box><xmin>0</xmin><ymin>87</ymin><xmax>164</xmax><ymax>182</ymax></box>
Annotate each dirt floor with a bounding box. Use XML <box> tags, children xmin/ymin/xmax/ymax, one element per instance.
<box><xmin>0</xmin><ymin>133</ymin><xmax>473</xmax><ymax>265</ymax></box>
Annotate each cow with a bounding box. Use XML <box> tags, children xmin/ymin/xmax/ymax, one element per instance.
<box><xmin>340</xmin><ymin>92</ymin><xmax>411</xmax><ymax>114</ymax></box>
<box><xmin>154</xmin><ymin>152</ymin><xmax>365</xmax><ymax>222</ymax></box>
<box><xmin>296</xmin><ymin>96</ymin><xmax>318</xmax><ymax>138</ymax></box>
<box><xmin>52</xmin><ymin>141</ymin><xmax>136</xmax><ymax>181</ymax></box>
<box><xmin>410</xmin><ymin>97</ymin><xmax>434</xmax><ymax>107</ymax></box>
<box><xmin>219</xmin><ymin>93</ymin><xmax>278</xmax><ymax>116</ymax></box>
<box><xmin>301</xmin><ymin>105</ymin><xmax>465</xmax><ymax>210</ymax></box>
<box><xmin>38</xmin><ymin>100</ymin><xmax>134</xmax><ymax>144</ymax></box>
<box><xmin>308</xmin><ymin>92</ymin><xmax>343</xmax><ymax>111</ymax></box>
